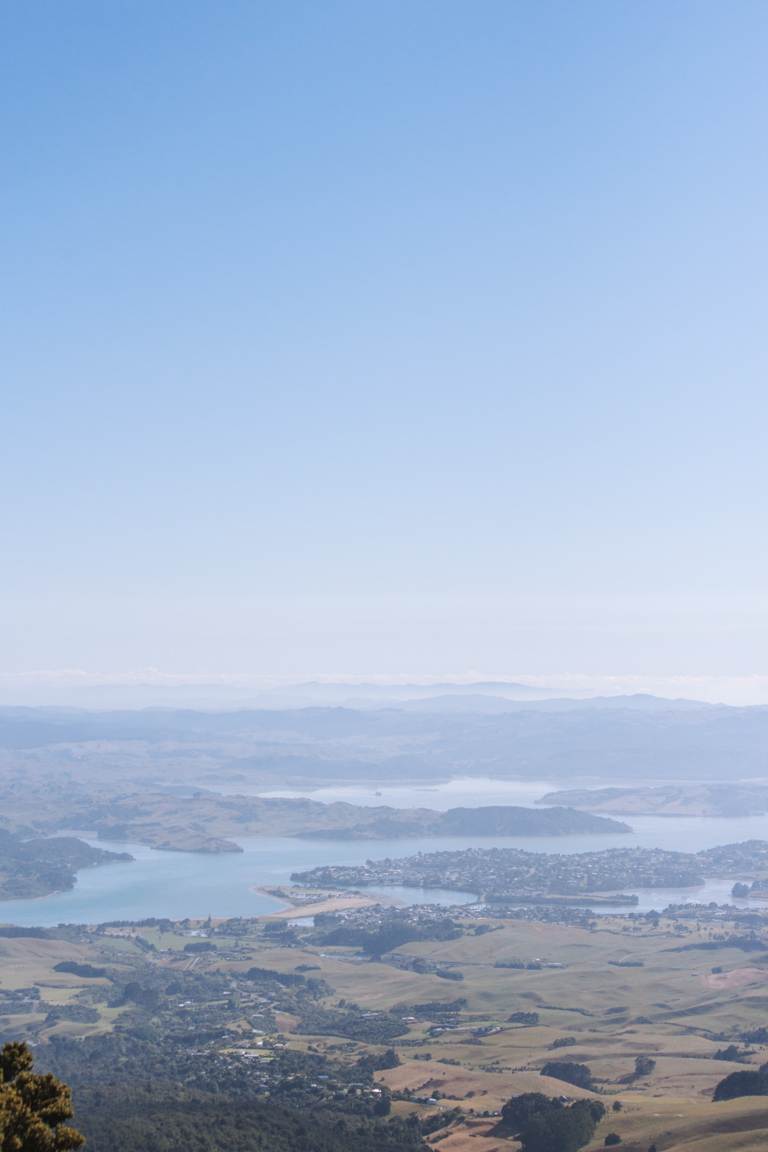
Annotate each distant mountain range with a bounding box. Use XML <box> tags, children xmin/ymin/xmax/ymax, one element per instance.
<box><xmin>0</xmin><ymin>677</ymin><xmax>549</xmax><ymax>710</ymax></box>
<box><xmin>0</xmin><ymin>694</ymin><xmax>765</xmax><ymax>783</ymax></box>
<box><xmin>285</xmin><ymin>680</ymin><xmax>549</xmax><ymax>707</ymax></box>
<box><xmin>395</xmin><ymin>692</ymin><xmax>715</xmax><ymax>714</ymax></box>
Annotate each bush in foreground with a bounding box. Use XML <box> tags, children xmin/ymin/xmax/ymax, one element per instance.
<box><xmin>0</xmin><ymin>1041</ymin><xmax>84</xmax><ymax>1151</ymax></box>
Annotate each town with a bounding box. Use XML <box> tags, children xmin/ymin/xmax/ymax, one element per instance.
<box><xmin>292</xmin><ymin>843</ymin><xmax>768</xmax><ymax>903</ymax></box>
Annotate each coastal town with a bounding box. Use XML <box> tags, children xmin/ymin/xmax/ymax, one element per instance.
<box><xmin>291</xmin><ymin>844</ymin><xmax>762</xmax><ymax>903</ymax></box>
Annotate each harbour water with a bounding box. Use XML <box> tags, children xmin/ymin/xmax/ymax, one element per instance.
<box><xmin>3</xmin><ymin>778</ymin><xmax>768</xmax><ymax>926</ymax></box>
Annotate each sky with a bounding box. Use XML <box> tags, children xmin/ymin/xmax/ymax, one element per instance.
<box><xmin>2</xmin><ymin>1</ymin><xmax>768</xmax><ymax>692</ymax></box>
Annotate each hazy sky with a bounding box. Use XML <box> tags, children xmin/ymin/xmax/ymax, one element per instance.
<box><xmin>3</xmin><ymin>2</ymin><xmax>768</xmax><ymax>682</ymax></box>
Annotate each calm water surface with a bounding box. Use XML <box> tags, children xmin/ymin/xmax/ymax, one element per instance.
<box><xmin>210</xmin><ymin>776</ymin><xmax>558</xmax><ymax>810</ymax></box>
<box><xmin>3</xmin><ymin>778</ymin><xmax>768</xmax><ymax>926</ymax></box>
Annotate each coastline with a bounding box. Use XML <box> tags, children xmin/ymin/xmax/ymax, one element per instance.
<box><xmin>253</xmin><ymin>885</ymin><xmax>384</xmax><ymax>919</ymax></box>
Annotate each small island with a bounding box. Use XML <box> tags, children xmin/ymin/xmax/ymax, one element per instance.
<box><xmin>152</xmin><ymin>835</ymin><xmax>243</xmax><ymax>854</ymax></box>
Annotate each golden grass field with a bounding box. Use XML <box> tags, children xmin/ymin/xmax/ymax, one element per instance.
<box><xmin>2</xmin><ymin>912</ymin><xmax>768</xmax><ymax>1150</ymax></box>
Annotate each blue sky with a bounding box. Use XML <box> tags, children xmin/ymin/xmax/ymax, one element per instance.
<box><xmin>2</xmin><ymin>2</ymin><xmax>768</xmax><ymax>683</ymax></box>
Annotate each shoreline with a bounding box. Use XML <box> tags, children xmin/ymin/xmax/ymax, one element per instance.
<box><xmin>252</xmin><ymin>885</ymin><xmax>387</xmax><ymax>919</ymax></box>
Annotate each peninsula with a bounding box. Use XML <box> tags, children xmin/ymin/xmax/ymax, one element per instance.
<box><xmin>539</xmin><ymin>783</ymin><xmax>768</xmax><ymax>817</ymax></box>
<box><xmin>292</xmin><ymin>841</ymin><xmax>768</xmax><ymax>904</ymax></box>
<box><xmin>0</xmin><ymin>784</ymin><xmax>629</xmax><ymax>857</ymax></box>
<box><xmin>0</xmin><ymin>829</ymin><xmax>132</xmax><ymax>900</ymax></box>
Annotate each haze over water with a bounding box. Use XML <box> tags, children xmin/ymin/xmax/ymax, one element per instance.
<box><xmin>3</xmin><ymin>779</ymin><xmax>768</xmax><ymax>927</ymax></box>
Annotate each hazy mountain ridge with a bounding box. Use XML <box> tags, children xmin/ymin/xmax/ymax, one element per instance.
<box><xmin>1</xmin><ymin>696</ymin><xmax>766</xmax><ymax>782</ymax></box>
<box><xmin>540</xmin><ymin>784</ymin><xmax>768</xmax><ymax>818</ymax></box>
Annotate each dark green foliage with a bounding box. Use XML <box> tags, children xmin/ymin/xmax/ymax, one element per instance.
<box><xmin>0</xmin><ymin>830</ymin><xmax>131</xmax><ymax>899</ymax></box>
<box><xmin>495</xmin><ymin>960</ymin><xmax>542</xmax><ymax>970</ymax></box>
<box><xmin>620</xmin><ymin>1055</ymin><xmax>656</xmax><ymax>1084</ymax></box>
<box><xmin>713</xmin><ymin>1045</ymin><xmax>746</xmax><ymax>1062</ymax></box>
<box><xmin>713</xmin><ymin>1063</ymin><xmax>768</xmax><ymax>1101</ymax></box>
<box><xmin>394</xmin><ymin>999</ymin><xmax>466</xmax><ymax>1019</ymax></box>
<box><xmin>120</xmin><ymin>982</ymin><xmax>161</xmax><ymax>1010</ymax></box>
<box><xmin>518</xmin><ymin>1099</ymin><xmax>603</xmax><ymax>1152</ymax></box>
<box><xmin>500</xmin><ymin>1093</ymin><xmax>553</xmax><ymax>1132</ymax></box>
<box><xmin>316</xmin><ymin>917</ymin><xmax>461</xmax><ymax>958</ymax></box>
<box><xmin>670</xmin><ymin>935</ymin><xmax>767</xmax><ymax>954</ymax></box>
<box><xmin>507</xmin><ymin>1011</ymin><xmax>539</xmax><ymax>1025</ymax></box>
<box><xmin>243</xmin><ymin>966</ymin><xmax>318</xmax><ymax>989</ymax></box>
<box><xmin>0</xmin><ymin>1041</ymin><xmax>84</xmax><ymax>1150</ymax></box>
<box><xmin>73</xmin><ymin>1088</ymin><xmax>426</xmax><ymax>1152</ymax></box>
<box><xmin>44</xmin><ymin>1006</ymin><xmax>100</xmax><ymax>1025</ymax></box>
<box><xmin>742</xmin><ymin>1027</ymin><xmax>768</xmax><ymax>1044</ymax></box>
<box><xmin>357</xmin><ymin>1048</ymin><xmax>401</xmax><ymax>1073</ymax></box>
<box><xmin>501</xmin><ymin>1095</ymin><xmax>604</xmax><ymax>1152</ymax></box>
<box><xmin>605</xmin><ymin>1136</ymin><xmax>622</xmax><ymax>1146</ymax></box>
<box><xmin>540</xmin><ymin>1060</ymin><xmax>594</xmax><ymax>1089</ymax></box>
<box><xmin>420</xmin><ymin>1110</ymin><xmax>461</xmax><ymax>1136</ymax></box>
<box><xmin>297</xmin><ymin>1004</ymin><xmax>408</xmax><ymax>1043</ymax></box>
<box><xmin>53</xmin><ymin>961</ymin><xmax>108</xmax><ymax>979</ymax></box>
<box><xmin>44</xmin><ymin>1028</ymin><xmax>392</xmax><ymax>1123</ymax></box>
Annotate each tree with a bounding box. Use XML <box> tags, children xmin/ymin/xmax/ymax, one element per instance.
<box><xmin>713</xmin><ymin>1064</ymin><xmax>768</xmax><ymax>1101</ymax></box>
<box><xmin>501</xmin><ymin>1093</ymin><xmax>557</xmax><ymax>1133</ymax></box>
<box><xmin>518</xmin><ymin>1114</ymin><xmax>560</xmax><ymax>1152</ymax></box>
<box><xmin>514</xmin><ymin>1097</ymin><xmax>604</xmax><ymax>1152</ymax></box>
<box><xmin>540</xmin><ymin>1060</ymin><xmax>594</xmax><ymax>1090</ymax></box>
<box><xmin>0</xmin><ymin>1041</ymin><xmax>84</xmax><ymax>1151</ymax></box>
<box><xmin>520</xmin><ymin>1108</ymin><xmax>591</xmax><ymax>1152</ymax></box>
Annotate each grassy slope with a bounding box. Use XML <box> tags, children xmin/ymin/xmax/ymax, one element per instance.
<box><xmin>3</xmin><ymin>915</ymin><xmax>768</xmax><ymax>1151</ymax></box>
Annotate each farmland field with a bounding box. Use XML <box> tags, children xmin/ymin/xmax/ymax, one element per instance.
<box><xmin>4</xmin><ymin>900</ymin><xmax>768</xmax><ymax>1152</ymax></box>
